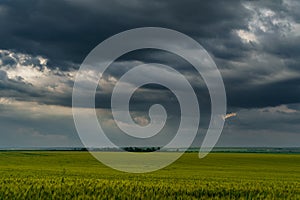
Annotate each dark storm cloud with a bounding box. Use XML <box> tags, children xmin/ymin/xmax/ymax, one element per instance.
<box><xmin>227</xmin><ymin>76</ymin><xmax>300</xmax><ymax>108</ymax></box>
<box><xmin>0</xmin><ymin>0</ymin><xmax>300</xmax><ymax>148</ymax></box>
<box><xmin>0</xmin><ymin>0</ymin><xmax>250</xmax><ymax>67</ymax></box>
<box><xmin>0</xmin><ymin>1</ymin><xmax>299</xmax><ymax>116</ymax></box>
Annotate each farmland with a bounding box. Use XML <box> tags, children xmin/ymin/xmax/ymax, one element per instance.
<box><xmin>0</xmin><ymin>152</ymin><xmax>299</xmax><ymax>199</ymax></box>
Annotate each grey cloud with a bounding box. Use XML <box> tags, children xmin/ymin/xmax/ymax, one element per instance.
<box><xmin>0</xmin><ymin>70</ymin><xmax>7</xmax><ymax>80</ymax></box>
<box><xmin>0</xmin><ymin>0</ymin><xmax>300</xmax><ymax>148</ymax></box>
<box><xmin>0</xmin><ymin>103</ymin><xmax>81</xmax><ymax>147</ymax></box>
<box><xmin>1</xmin><ymin>0</ymin><xmax>299</xmax><ymax>110</ymax></box>
<box><xmin>217</xmin><ymin>103</ymin><xmax>300</xmax><ymax>147</ymax></box>
<box><xmin>0</xmin><ymin>0</ymin><xmax>250</xmax><ymax>66</ymax></box>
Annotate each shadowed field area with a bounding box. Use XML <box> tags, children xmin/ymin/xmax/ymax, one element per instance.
<box><xmin>0</xmin><ymin>152</ymin><xmax>299</xmax><ymax>199</ymax></box>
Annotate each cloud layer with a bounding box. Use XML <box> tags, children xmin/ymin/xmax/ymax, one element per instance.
<box><xmin>0</xmin><ymin>0</ymin><xmax>299</xmax><ymax>147</ymax></box>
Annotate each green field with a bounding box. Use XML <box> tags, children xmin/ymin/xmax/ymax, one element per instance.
<box><xmin>0</xmin><ymin>152</ymin><xmax>299</xmax><ymax>199</ymax></box>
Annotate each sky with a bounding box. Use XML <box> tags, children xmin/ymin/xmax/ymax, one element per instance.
<box><xmin>0</xmin><ymin>0</ymin><xmax>299</xmax><ymax>148</ymax></box>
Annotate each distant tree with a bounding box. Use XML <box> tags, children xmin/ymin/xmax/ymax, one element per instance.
<box><xmin>122</xmin><ymin>147</ymin><xmax>160</xmax><ymax>152</ymax></box>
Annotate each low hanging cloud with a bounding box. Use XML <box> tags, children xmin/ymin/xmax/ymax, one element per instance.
<box><xmin>260</xmin><ymin>105</ymin><xmax>298</xmax><ymax>114</ymax></box>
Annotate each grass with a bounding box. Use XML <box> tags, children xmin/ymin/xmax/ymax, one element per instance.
<box><xmin>0</xmin><ymin>151</ymin><xmax>299</xmax><ymax>199</ymax></box>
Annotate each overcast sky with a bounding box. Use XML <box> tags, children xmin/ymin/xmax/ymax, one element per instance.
<box><xmin>0</xmin><ymin>0</ymin><xmax>299</xmax><ymax>148</ymax></box>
